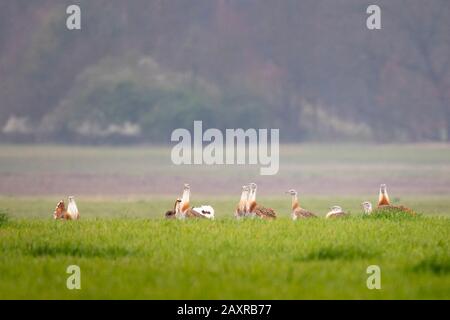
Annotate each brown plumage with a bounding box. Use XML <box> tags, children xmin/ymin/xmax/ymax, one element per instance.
<box><xmin>287</xmin><ymin>189</ymin><xmax>317</xmax><ymax>220</ymax></box>
<box><xmin>377</xmin><ymin>184</ymin><xmax>415</xmax><ymax>216</ymax></box>
<box><xmin>185</xmin><ymin>208</ymin><xmax>207</xmax><ymax>218</ymax></box>
<box><xmin>53</xmin><ymin>200</ymin><xmax>66</xmax><ymax>219</ymax></box>
<box><xmin>247</xmin><ymin>183</ymin><xmax>276</xmax><ymax>219</ymax></box>
<box><xmin>377</xmin><ymin>204</ymin><xmax>416</xmax><ymax>216</ymax></box>
<box><xmin>293</xmin><ymin>207</ymin><xmax>317</xmax><ymax>219</ymax></box>
<box><xmin>253</xmin><ymin>204</ymin><xmax>277</xmax><ymax>220</ymax></box>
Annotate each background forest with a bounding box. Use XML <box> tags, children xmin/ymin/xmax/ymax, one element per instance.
<box><xmin>0</xmin><ymin>0</ymin><xmax>449</xmax><ymax>144</ymax></box>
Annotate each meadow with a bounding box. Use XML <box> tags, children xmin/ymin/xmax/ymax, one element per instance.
<box><xmin>0</xmin><ymin>144</ymin><xmax>449</xmax><ymax>299</ymax></box>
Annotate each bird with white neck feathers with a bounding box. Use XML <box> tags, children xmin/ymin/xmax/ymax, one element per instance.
<box><xmin>361</xmin><ymin>184</ymin><xmax>415</xmax><ymax>215</ymax></box>
<box><xmin>286</xmin><ymin>189</ymin><xmax>317</xmax><ymax>220</ymax></box>
<box><xmin>326</xmin><ymin>205</ymin><xmax>347</xmax><ymax>219</ymax></box>
<box><xmin>178</xmin><ymin>184</ymin><xmax>215</xmax><ymax>219</ymax></box>
<box><xmin>53</xmin><ymin>196</ymin><xmax>79</xmax><ymax>220</ymax></box>
<box><xmin>66</xmin><ymin>196</ymin><xmax>80</xmax><ymax>220</ymax></box>
<box><xmin>235</xmin><ymin>185</ymin><xmax>249</xmax><ymax>219</ymax></box>
<box><xmin>362</xmin><ymin>201</ymin><xmax>373</xmax><ymax>214</ymax></box>
<box><xmin>247</xmin><ymin>183</ymin><xmax>277</xmax><ymax>219</ymax></box>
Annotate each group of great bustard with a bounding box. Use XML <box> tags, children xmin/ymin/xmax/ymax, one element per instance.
<box><xmin>51</xmin><ymin>183</ymin><xmax>414</xmax><ymax>220</ymax></box>
<box><xmin>165</xmin><ymin>183</ymin><xmax>215</xmax><ymax>220</ymax></box>
<box><xmin>164</xmin><ymin>183</ymin><xmax>415</xmax><ymax>220</ymax></box>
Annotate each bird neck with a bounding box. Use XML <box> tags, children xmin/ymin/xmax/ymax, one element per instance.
<box><xmin>291</xmin><ymin>194</ymin><xmax>299</xmax><ymax>210</ymax></box>
<box><xmin>68</xmin><ymin>201</ymin><xmax>78</xmax><ymax>213</ymax></box>
<box><xmin>181</xmin><ymin>189</ymin><xmax>190</xmax><ymax>212</ymax></box>
<box><xmin>249</xmin><ymin>188</ymin><xmax>257</xmax><ymax>202</ymax></box>
<box><xmin>378</xmin><ymin>191</ymin><xmax>390</xmax><ymax>206</ymax></box>
<box><xmin>245</xmin><ymin>189</ymin><xmax>253</xmax><ymax>211</ymax></box>
<box><xmin>239</xmin><ymin>191</ymin><xmax>248</xmax><ymax>210</ymax></box>
<box><xmin>173</xmin><ymin>200</ymin><xmax>180</xmax><ymax>212</ymax></box>
<box><xmin>249</xmin><ymin>201</ymin><xmax>257</xmax><ymax>213</ymax></box>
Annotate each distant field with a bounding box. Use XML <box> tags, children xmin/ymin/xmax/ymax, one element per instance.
<box><xmin>0</xmin><ymin>144</ymin><xmax>449</xmax><ymax>196</ymax></box>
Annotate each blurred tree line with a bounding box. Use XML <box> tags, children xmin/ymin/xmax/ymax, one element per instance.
<box><xmin>0</xmin><ymin>0</ymin><xmax>449</xmax><ymax>144</ymax></box>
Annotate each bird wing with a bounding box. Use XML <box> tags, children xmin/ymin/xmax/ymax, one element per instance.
<box><xmin>185</xmin><ymin>208</ymin><xmax>206</xmax><ymax>218</ymax></box>
<box><xmin>165</xmin><ymin>210</ymin><xmax>176</xmax><ymax>219</ymax></box>
<box><xmin>326</xmin><ymin>211</ymin><xmax>346</xmax><ymax>219</ymax></box>
<box><xmin>192</xmin><ymin>205</ymin><xmax>215</xmax><ymax>219</ymax></box>
<box><xmin>254</xmin><ymin>206</ymin><xmax>277</xmax><ymax>219</ymax></box>
<box><xmin>295</xmin><ymin>208</ymin><xmax>317</xmax><ymax>218</ymax></box>
<box><xmin>376</xmin><ymin>205</ymin><xmax>416</xmax><ymax>216</ymax></box>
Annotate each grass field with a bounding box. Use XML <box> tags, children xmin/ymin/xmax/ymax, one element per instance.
<box><xmin>0</xmin><ymin>144</ymin><xmax>449</xmax><ymax>299</ymax></box>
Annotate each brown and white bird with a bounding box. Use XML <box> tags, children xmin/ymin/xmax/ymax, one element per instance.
<box><xmin>165</xmin><ymin>198</ymin><xmax>181</xmax><ymax>219</ymax></box>
<box><xmin>54</xmin><ymin>196</ymin><xmax>79</xmax><ymax>220</ymax></box>
<box><xmin>286</xmin><ymin>189</ymin><xmax>317</xmax><ymax>220</ymax></box>
<box><xmin>178</xmin><ymin>184</ymin><xmax>215</xmax><ymax>219</ymax></box>
<box><xmin>247</xmin><ymin>183</ymin><xmax>277</xmax><ymax>220</ymax></box>
<box><xmin>53</xmin><ymin>200</ymin><xmax>66</xmax><ymax>219</ymax></box>
<box><xmin>378</xmin><ymin>184</ymin><xmax>391</xmax><ymax>206</ymax></box>
<box><xmin>326</xmin><ymin>205</ymin><xmax>347</xmax><ymax>219</ymax></box>
<box><xmin>235</xmin><ymin>185</ymin><xmax>250</xmax><ymax>219</ymax></box>
<box><xmin>66</xmin><ymin>196</ymin><xmax>80</xmax><ymax>220</ymax></box>
<box><xmin>362</xmin><ymin>201</ymin><xmax>373</xmax><ymax>215</ymax></box>
<box><xmin>374</xmin><ymin>184</ymin><xmax>415</xmax><ymax>215</ymax></box>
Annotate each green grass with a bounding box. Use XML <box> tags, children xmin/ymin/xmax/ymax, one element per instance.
<box><xmin>0</xmin><ymin>144</ymin><xmax>449</xmax><ymax>299</ymax></box>
<box><xmin>0</xmin><ymin>198</ymin><xmax>449</xmax><ymax>299</ymax></box>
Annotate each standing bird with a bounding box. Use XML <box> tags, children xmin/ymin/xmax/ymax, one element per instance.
<box><xmin>373</xmin><ymin>184</ymin><xmax>415</xmax><ymax>215</ymax></box>
<box><xmin>378</xmin><ymin>184</ymin><xmax>391</xmax><ymax>206</ymax></box>
<box><xmin>248</xmin><ymin>183</ymin><xmax>277</xmax><ymax>220</ymax></box>
<box><xmin>326</xmin><ymin>206</ymin><xmax>347</xmax><ymax>219</ymax></box>
<box><xmin>362</xmin><ymin>201</ymin><xmax>373</xmax><ymax>215</ymax></box>
<box><xmin>53</xmin><ymin>200</ymin><xmax>66</xmax><ymax>219</ymax></box>
<box><xmin>235</xmin><ymin>185</ymin><xmax>250</xmax><ymax>219</ymax></box>
<box><xmin>286</xmin><ymin>189</ymin><xmax>317</xmax><ymax>220</ymax></box>
<box><xmin>66</xmin><ymin>196</ymin><xmax>80</xmax><ymax>220</ymax></box>
<box><xmin>165</xmin><ymin>199</ymin><xmax>181</xmax><ymax>219</ymax></box>
<box><xmin>179</xmin><ymin>184</ymin><xmax>215</xmax><ymax>219</ymax></box>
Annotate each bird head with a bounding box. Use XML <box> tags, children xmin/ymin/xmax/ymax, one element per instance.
<box><xmin>361</xmin><ymin>201</ymin><xmax>373</xmax><ymax>214</ymax></box>
<box><xmin>330</xmin><ymin>205</ymin><xmax>343</xmax><ymax>212</ymax></box>
<box><xmin>285</xmin><ymin>189</ymin><xmax>298</xmax><ymax>196</ymax></box>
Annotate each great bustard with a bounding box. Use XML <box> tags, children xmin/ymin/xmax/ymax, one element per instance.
<box><xmin>286</xmin><ymin>189</ymin><xmax>317</xmax><ymax>220</ymax></box>
<box><xmin>247</xmin><ymin>183</ymin><xmax>276</xmax><ymax>220</ymax></box>
<box><xmin>165</xmin><ymin>198</ymin><xmax>181</xmax><ymax>219</ymax></box>
<box><xmin>235</xmin><ymin>185</ymin><xmax>249</xmax><ymax>219</ymax></box>
<box><xmin>361</xmin><ymin>184</ymin><xmax>415</xmax><ymax>215</ymax></box>
<box><xmin>179</xmin><ymin>184</ymin><xmax>215</xmax><ymax>219</ymax></box>
<box><xmin>362</xmin><ymin>201</ymin><xmax>373</xmax><ymax>214</ymax></box>
<box><xmin>53</xmin><ymin>200</ymin><xmax>66</xmax><ymax>219</ymax></box>
<box><xmin>53</xmin><ymin>196</ymin><xmax>79</xmax><ymax>220</ymax></box>
<box><xmin>326</xmin><ymin>205</ymin><xmax>347</xmax><ymax>219</ymax></box>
